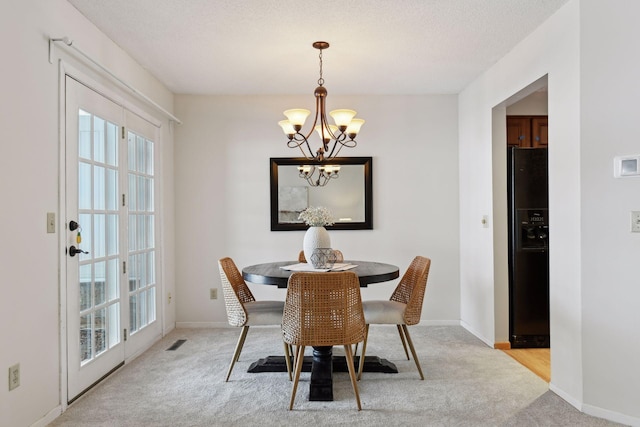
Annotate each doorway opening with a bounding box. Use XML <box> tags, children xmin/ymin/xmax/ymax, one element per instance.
<box><xmin>492</xmin><ymin>75</ymin><xmax>550</xmax><ymax>380</ymax></box>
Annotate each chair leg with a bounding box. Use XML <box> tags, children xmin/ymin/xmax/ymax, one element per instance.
<box><xmin>225</xmin><ymin>326</ymin><xmax>249</xmax><ymax>382</ymax></box>
<box><xmin>396</xmin><ymin>324</ymin><xmax>410</xmax><ymax>360</ymax></box>
<box><xmin>357</xmin><ymin>324</ymin><xmax>369</xmax><ymax>380</ymax></box>
<box><xmin>289</xmin><ymin>345</ymin><xmax>305</xmax><ymax>410</ymax></box>
<box><xmin>402</xmin><ymin>325</ymin><xmax>424</xmax><ymax>380</ymax></box>
<box><xmin>344</xmin><ymin>345</ymin><xmax>362</xmax><ymax>410</ymax></box>
<box><xmin>283</xmin><ymin>341</ymin><xmax>293</xmax><ymax>381</ymax></box>
<box><xmin>352</xmin><ymin>342</ymin><xmax>359</xmax><ymax>358</ymax></box>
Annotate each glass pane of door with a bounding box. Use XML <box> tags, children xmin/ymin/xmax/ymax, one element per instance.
<box><xmin>78</xmin><ymin>109</ymin><xmax>121</xmax><ymax>364</ymax></box>
<box><xmin>127</xmin><ymin>131</ymin><xmax>156</xmax><ymax>335</ymax></box>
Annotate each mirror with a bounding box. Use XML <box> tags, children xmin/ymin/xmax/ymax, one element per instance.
<box><xmin>270</xmin><ymin>157</ymin><xmax>372</xmax><ymax>231</ymax></box>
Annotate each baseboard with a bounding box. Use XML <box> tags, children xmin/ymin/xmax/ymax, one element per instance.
<box><xmin>175</xmin><ymin>321</ymin><xmax>233</xmax><ymax>328</ymax></box>
<box><xmin>460</xmin><ymin>320</ymin><xmax>494</xmax><ymax>348</ymax></box>
<box><xmin>583</xmin><ymin>402</ymin><xmax>640</xmax><ymax>426</ymax></box>
<box><xmin>549</xmin><ymin>382</ymin><xmax>582</xmax><ymax>411</ymax></box>
<box><xmin>32</xmin><ymin>405</ymin><xmax>62</xmax><ymax>427</ymax></box>
<box><xmin>550</xmin><ymin>382</ymin><xmax>640</xmax><ymax>426</ymax></box>
<box><xmin>176</xmin><ymin>321</ymin><xmax>462</xmax><ymax>329</ymax></box>
<box><xmin>418</xmin><ymin>319</ymin><xmax>461</xmax><ymax>326</ymax></box>
<box><xmin>494</xmin><ymin>341</ymin><xmax>511</xmax><ymax>350</ymax></box>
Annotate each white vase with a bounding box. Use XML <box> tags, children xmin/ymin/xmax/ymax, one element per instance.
<box><xmin>303</xmin><ymin>226</ymin><xmax>331</xmax><ymax>264</ymax></box>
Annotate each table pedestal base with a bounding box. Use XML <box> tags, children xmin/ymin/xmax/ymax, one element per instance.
<box><xmin>247</xmin><ymin>347</ymin><xmax>398</xmax><ymax>402</ymax></box>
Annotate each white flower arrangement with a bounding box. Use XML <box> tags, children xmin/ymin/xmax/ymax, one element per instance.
<box><xmin>299</xmin><ymin>206</ymin><xmax>335</xmax><ymax>227</ymax></box>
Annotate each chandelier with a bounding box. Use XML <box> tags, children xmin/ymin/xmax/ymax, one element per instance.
<box><xmin>278</xmin><ymin>41</ymin><xmax>364</xmax><ymax>186</ymax></box>
<box><xmin>297</xmin><ymin>164</ymin><xmax>340</xmax><ymax>187</ymax></box>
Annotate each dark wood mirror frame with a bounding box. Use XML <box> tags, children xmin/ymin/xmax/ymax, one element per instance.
<box><xmin>270</xmin><ymin>157</ymin><xmax>373</xmax><ymax>231</ymax></box>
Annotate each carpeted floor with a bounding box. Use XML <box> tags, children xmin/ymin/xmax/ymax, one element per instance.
<box><xmin>49</xmin><ymin>325</ymin><xmax>623</xmax><ymax>426</ymax></box>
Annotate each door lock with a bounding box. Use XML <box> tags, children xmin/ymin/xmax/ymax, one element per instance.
<box><xmin>68</xmin><ymin>245</ymin><xmax>89</xmax><ymax>257</ymax></box>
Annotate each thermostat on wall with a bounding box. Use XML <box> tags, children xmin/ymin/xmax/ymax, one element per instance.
<box><xmin>614</xmin><ymin>155</ymin><xmax>640</xmax><ymax>178</ymax></box>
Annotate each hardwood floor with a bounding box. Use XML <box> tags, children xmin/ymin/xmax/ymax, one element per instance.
<box><xmin>503</xmin><ymin>348</ymin><xmax>550</xmax><ymax>382</ymax></box>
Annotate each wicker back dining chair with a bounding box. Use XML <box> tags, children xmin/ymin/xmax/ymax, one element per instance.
<box><xmin>298</xmin><ymin>249</ymin><xmax>344</xmax><ymax>263</ymax></box>
<box><xmin>357</xmin><ymin>256</ymin><xmax>431</xmax><ymax>380</ymax></box>
<box><xmin>282</xmin><ymin>271</ymin><xmax>366</xmax><ymax>410</ymax></box>
<box><xmin>218</xmin><ymin>257</ymin><xmax>291</xmax><ymax>382</ymax></box>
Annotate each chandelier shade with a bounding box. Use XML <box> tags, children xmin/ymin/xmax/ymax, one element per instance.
<box><xmin>279</xmin><ymin>41</ymin><xmax>364</xmax><ymax>165</ymax></box>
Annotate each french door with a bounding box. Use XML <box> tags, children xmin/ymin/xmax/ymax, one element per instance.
<box><xmin>65</xmin><ymin>76</ymin><xmax>161</xmax><ymax>401</ymax></box>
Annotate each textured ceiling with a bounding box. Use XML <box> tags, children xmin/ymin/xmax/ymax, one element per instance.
<box><xmin>66</xmin><ymin>0</ymin><xmax>568</xmax><ymax>95</ymax></box>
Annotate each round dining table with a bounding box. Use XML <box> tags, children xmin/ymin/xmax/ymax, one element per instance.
<box><xmin>241</xmin><ymin>260</ymin><xmax>400</xmax><ymax>402</ymax></box>
<box><xmin>242</xmin><ymin>260</ymin><xmax>399</xmax><ymax>288</ymax></box>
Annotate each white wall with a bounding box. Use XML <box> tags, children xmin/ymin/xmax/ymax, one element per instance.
<box><xmin>506</xmin><ymin>91</ymin><xmax>548</xmax><ymax>115</ymax></box>
<box><xmin>0</xmin><ymin>1</ymin><xmax>176</xmax><ymax>426</ymax></box>
<box><xmin>460</xmin><ymin>0</ymin><xmax>582</xmax><ymax>408</ymax></box>
<box><xmin>579</xmin><ymin>0</ymin><xmax>640</xmax><ymax>421</ymax></box>
<box><xmin>460</xmin><ymin>0</ymin><xmax>640</xmax><ymax>424</ymax></box>
<box><xmin>173</xmin><ymin>95</ymin><xmax>460</xmax><ymax>326</ymax></box>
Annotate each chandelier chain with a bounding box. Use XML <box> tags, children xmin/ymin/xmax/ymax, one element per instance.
<box><xmin>318</xmin><ymin>49</ymin><xmax>324</xmax><ymax>86</ymax></box>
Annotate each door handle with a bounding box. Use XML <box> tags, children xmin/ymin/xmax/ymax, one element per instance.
<box><xmin>69</xmin><ymin>245</ymin><xmax>89</xmax><ymax>257</ymax></box>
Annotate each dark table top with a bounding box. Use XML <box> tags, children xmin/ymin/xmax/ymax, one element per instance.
<box><xmin>242</xmin><ymin>260</ymin><xmax>400</xmax><ymax>288</ymax></box>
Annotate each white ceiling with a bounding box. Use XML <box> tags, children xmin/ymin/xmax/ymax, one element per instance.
<box><xmin>66</xmin><ymin>0</ymin><xmax>568</xmax><ymax>95</ymax></box>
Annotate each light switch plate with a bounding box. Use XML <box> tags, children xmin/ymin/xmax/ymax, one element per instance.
<box><xmin>632</xmin><ymin>211</ymin><xmax>640</xmax><ymax>232</ymax></box>
<box><xmin>47</xmin><ymin>212</ymin><xmax>55</xmax><ymax>233</ymax></box>
<box><xmin>9</xmin><ymin>363</ymin><xmax>19</xmax><ymax>391</ymax></box>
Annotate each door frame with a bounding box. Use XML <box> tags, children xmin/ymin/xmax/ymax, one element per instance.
<box><xmin>58</xmin><ymin>60</ymin><xmax>166</xmax><ymax>408</ymax></box>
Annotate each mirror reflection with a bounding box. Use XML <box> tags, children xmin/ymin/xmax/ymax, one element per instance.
<box><xmin>270</xmin><ymin>157</ymin><xmax>372</xmax><ymax>231</ymax></box>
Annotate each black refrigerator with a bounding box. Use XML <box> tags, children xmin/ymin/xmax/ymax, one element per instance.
<box><xmin>508</xmin><ymin>147</ymin><xmax>550</xmax><ymax>348</ymax></box>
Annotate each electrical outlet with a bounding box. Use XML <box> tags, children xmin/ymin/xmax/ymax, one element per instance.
<box><xmin>632</xmin><ymin>211</ymin><xmax>640</xmax><ymax>232</ymax></box>
<box><xmin>210</xmin><ymin>288</ymin><xmax>218</xmax><ymax>299</ymax></box>
<box><xmin>9</xmin><ymin>363</ymin><xmax>19</xmax><ymax>391</ymax></box>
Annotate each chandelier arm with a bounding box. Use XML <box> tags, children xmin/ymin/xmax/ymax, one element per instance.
<box><xmin>287</xmin><ymin>135</ymin><xmax>306</xmax><ymax>149</ymax></box>
<box><xmin>333</xmin><ymin>136</ymin><xmax>358</xmax><ymax>158</ymax></box>
<box><xmin>324</xmin><ymin>131</ymin><xmax>346</xmax><ymax>158</ymax></box>
<box><xmin>299</xmin><ymin>133</ymin><xmax>316</xmax><ymax>160</ymax></box>
<box><xmin>301</xmin><ymin>97</ymin><xmax>325</xmax><ymax>160</ymax></box>
<box><xmin>288</xmin><ymin>135</ymin><xmax>317</xmax><ymax>161</ymax></box>
<box><xmin>331</xmin><ymin>142</ymin><xmax>344</xmax><ymax>158</ymax></box>
<box><xmin>337</xmin><ymin>137</ymin><xmax>358</xmax><ymax>149</ymax></box>
<box><xmin>297</xmin><ymin>144</ymin><xmax>310</xmax><ymax>159</ymax></box>
<box><xmin>317</xmin><ymin>170</ymin><xmax>328</xmax><ymax>186</ymax></box>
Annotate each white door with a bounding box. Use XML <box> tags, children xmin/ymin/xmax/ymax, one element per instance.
<box><xmin>65</xmin><ymin>76</ymin><xmax>161</xmax><ymax>401</ymax></box>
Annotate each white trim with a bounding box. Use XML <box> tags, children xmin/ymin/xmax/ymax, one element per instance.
<box><xmin>176</xmin><ymin>322</ymin><xmax>237</xmax><ymax>328</ymax></box>
<box><xmin>30</xmin><ymin>406</ymin><xmax>63</xmax><ymax>427</ymax></box>
<box><xmin>57</xmin><ymin>59</ymin><xmax>69</xmax><ymax>413</ymax></box>
<box><xmin>582</xmin><ymin>402</ymin><xmax>640</xmax><ymax>427</ymax></box>
<box><xmin>549</xmin><ymin>383</ymin><xmax>640</xmax><ymax>426</ymax></box>
<box><xmin>49</xmin><ymin>37</ymin><xmax>181</xmax><ymax>125</ymax></box>
<box><xmin>176</xmin><ymin>320</ymin><xmax>461</xmax><ymax>329</ymax></box>
<box><xmin>460</xmin><ymin>320</ymin><xmax>495</xmax><ymax>347</ymax></box>
<box><xmin>63</xmin><ymin>62</ymin><xmax>162</xmax><ymax>129</ymax></box>
<box><xmin>549</xmin><ymin>382</ymin><xmax>582</xmax><ymax>411</ymax></box>
<box><xmin>417</xmin><ymin>319</ymin><xmax>460</xmax><ymax>326</ymax></box>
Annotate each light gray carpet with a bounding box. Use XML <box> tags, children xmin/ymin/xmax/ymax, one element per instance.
<box><xmin>49</xmin><ymin>326</ymin><xmax>623</xmax><ymax>426</ymax></box>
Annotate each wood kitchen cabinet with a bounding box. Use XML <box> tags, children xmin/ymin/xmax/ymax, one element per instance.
<box><xmin>507</xmin><ymin>116</ymin><xmax>548</xmax><ymax>148</ymax></box>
